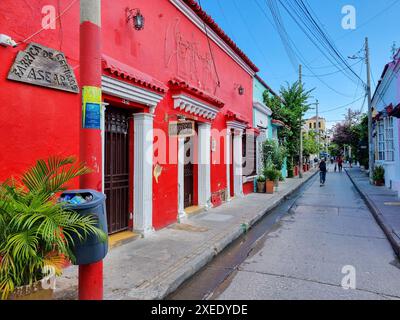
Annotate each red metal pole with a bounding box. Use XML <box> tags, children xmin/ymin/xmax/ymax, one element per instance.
<box><xmin>79</xmin><ymin>0</ymin><xmax>103</xmax><ymax>300</ymax></box>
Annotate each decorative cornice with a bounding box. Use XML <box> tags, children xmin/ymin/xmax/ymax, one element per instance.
<box><xmin>102</xmin><ymin>54</ymin><xmax>167</xmax><ymax>93</ymax></box>
<box><xmin>227</xmin><ymin>121</ymin><xmax>247</xmax><ymax>131</ymax></box>
<box><xmin>172</xmin><ymin>94</ymin><xmax>219</xmax><ymax>120</ymax></box>
<box><xmin>169</xmin><ymin>78</ymin><xmax>225</xmax><ymax>108</ymax></box>
<box><xmin>102</xmin><ymin>76</ymin><xmax>164</xmax><ymax>114</ymax></box>
<box><xmin>169</xmin><ymin>0</ymin><xmax>258</xmax><ymax>76</ymax></box>
<box><xmin>253</xmin><ymin>101</ymin><xmax>273</xmax><ymax>116</ymax></box>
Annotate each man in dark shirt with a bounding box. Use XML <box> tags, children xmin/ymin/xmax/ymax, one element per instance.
<box><xmin>319</xmin><ymin>158</ymin><xmax>327</xmax><ymax>186</ymax></box>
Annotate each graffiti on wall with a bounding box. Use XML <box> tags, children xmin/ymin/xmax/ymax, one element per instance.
<box><xmin>165</xmin><ymin>18</ymin><xmax>220</xmax><ymax>95</ymax></box>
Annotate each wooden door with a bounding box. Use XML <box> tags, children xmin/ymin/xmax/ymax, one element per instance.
<box><xmin>105</xmin><ymin>107</ymin><xmax>130</xmax><ymax>234</ymax></box>
<box><xmin>184</xmin><ymin>137</ymin><xmax>194</xmax><ymax>208</ymax></box>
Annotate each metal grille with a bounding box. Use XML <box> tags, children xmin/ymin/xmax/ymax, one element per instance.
<box><xmin>184</xmin><ymin>137</ymin><xmax>194</xmax><ymax>208</ymax></box>
<box><xmin>105</xmin><ymin>107</ymin><xmax>130</xmax><ymax>234</ymax></box>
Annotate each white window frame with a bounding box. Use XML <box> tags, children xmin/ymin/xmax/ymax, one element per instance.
<box><xmin>385</xmin><ymin>117</ymin><xmax>394</xmax><ymax>162</ymax></box>
<box><xmin>378</xmin><ymin>120</ymin><xmax>385</xmax><ymax>161</ymax></box>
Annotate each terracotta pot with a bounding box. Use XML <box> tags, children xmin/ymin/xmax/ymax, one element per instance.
<box><xmin>8</xmin><ymin>278</ymin><xmax>54</xmax><ymax>300</ymax></box>
<box><xmin>294</xmin><ymin>166</ymin><xmax>298</xmax><ymax>176</ymax></box>
<box><xmin>266</xmin><ymin>180</ymin><xmax>274</xmax><ymax>194</ymax></box>
<box><xmin>374</xmin><ymin>180</ymin><xmax>384</xmax><ymax>187</ymax></box>
<box><xmin>257</xmin><ymin>181</ymin><xmax>265</xmax><ymax>193</ymax></box>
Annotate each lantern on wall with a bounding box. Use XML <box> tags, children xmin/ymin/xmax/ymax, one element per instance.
<box><xmin>127</xmin><ymin>8</ymin><xmax>145</xmax><ymax>31</ymax></box>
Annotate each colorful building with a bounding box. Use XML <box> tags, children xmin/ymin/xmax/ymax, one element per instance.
<box><xmin>252</xmin><ymin>75</ymin><xmax>287</xmax><ymax>179</ymax></box>
<box><xmin>372</xmin><ymin>49</ymin><xmax>400</xmax><ymax>194</ymax></box>
<box><xmin>0</xmin><ymin>0</ymin><xmax>260</xmax><ymax>235</ymax></box>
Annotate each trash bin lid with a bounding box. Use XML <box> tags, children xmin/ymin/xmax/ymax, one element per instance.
<box><xmin>59</xmin><ymin>189</ymin><xmax>106</xmax><ymax>210</ymax></box>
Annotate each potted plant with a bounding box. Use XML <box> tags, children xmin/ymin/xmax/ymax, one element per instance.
<box><xmin>0</xmin><ymin>156</ymin><xmax>107</xmax><ymax>300</ymax></box>
<box><xmin>373</xmin><ymin>165</ymin><xmax>385</xmax><ymax>186</ymax></box>
<box><xmin>256</xmin><ymin>175</ymin><xmax>266</xmax><ymax>193</ymax></box>
<box><xmin>264</xmin><ymin>167</ymin><xmax>278</xmax><ymax>194</ymax></box>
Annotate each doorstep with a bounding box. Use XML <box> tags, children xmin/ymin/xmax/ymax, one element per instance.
<box><xmin>184</xmin><ymin>205</ymin><xmax>206</xmax><ymax>216</ymax></box>
<box><xmin>108</xmin><ymin>231</ymin><xmax>140</xmax><ymax>250</ymax></box>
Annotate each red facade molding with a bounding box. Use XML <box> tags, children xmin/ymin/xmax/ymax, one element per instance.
<box><xmin>271</xmin><ymin>119</ymin><xmax>285</xmax><ymax>127</ymax></box>
<box><xmin>225</xmin><ymin>110</ymin><xmax>249</xmax><ymax>125</ymax></box>
<box><xmin>182</xmin><ymin>0</ymin><xmax>259</xmax><ymax>73</ymax></box>
<box><xmin>168</xmin><ymin>78</ymin><xmax>225</xmax><ymax>108</ymax></box>
<box><xmin>102</xmin><ymin>54</ymin><xmax>168</xmax><ymax>93</ymax></box>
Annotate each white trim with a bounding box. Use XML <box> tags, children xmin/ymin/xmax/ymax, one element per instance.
<box><xmin>169</xmin><ymin>0</ymin><xmax>256</xmax><ymax>76</ymax></box>
<box><xmin>233</xmin><ymin>130</ymin><xmax>244</xmax><ymax>197</ymax></box>
<box><xmin>198</xmin><ymin>122</ymin><xmax>211</xmax><ymax>208</ymax></box>
<box><xmin>227</xmin><ymin>121</ymin><xmax>248</xmax><ymax>131</ymax></box>
<box><xmin>173</xmin><ymin>94</ymin><xmax>219</xmax><ymax>120</ymax></box>
<box><xmin>133</xmin><ymin>113</ymin><xmax>155</xmax><ymax>235</ymax></box>
<box><xmin>244</xmin><ymin>175</ymin><xmax>257</xmax><ymax>183</ymax></box>
<box><xmin>100</xmin><ymin>102</ymin><xmax>108</xmax><ymax>194</ymax></box>
<box><xmin>253</xmin><ymin>101</ymin><xmax>273</xmax><ymax>116</ymax></box>
<box><xmin>226</xmin><ymin>129</ymin><xmax>231</xmax><ymax>201</ymax></box>
<box><xmin>102</xmin><ymin>76</ymin><xmax>164</xmax><ymax>114</ymax></box>
<box><xmin>177</xmin><ymin>137</ymin><xmax>185</xmax><ymax>218</ymax></box>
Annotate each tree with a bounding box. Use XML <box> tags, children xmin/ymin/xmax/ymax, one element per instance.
<box><xmin>331</xmin><ymin>110</ymin><xmax>369</xmax><ymax>166</ymax></box>
<box><xmin>303</xmin><ymin>131</ymin><xmax>320</xmax><ymax>158</ymax></box>
<box><xmin>263</xmin><ymin>81</ymin><xmax>313</xmax><ymax>165</ymax></box>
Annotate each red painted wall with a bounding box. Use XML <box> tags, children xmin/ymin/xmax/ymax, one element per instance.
<box><xmin>0</xmin><ymin>0</ymin><xmax>80</xmax><ymax>189</ymax></box>
<box><xmin>0</xmin><ymin>0</ymin><xmax>254</xmax><ymax>230</ymax></box>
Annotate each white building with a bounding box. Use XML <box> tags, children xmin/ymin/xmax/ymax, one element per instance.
<box><xmin>372</xmin><ymin>49</ymin><xmax>400</xmax><ymax>194</ymax></box>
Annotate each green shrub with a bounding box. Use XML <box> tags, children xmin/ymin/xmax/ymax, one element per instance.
<box><xmin>257</xmin><ymin>175</ymin><xmax>266</xmax><ymax>183</ymax></box>
<box><xmin>0</xmin><ymin>156</ymin><xmax>107</xmax><ymax>300</ymax></box>
<box><xmin>263</xmin><ymin>167</ymin><xmax>280</xmax><ymax>181</ymax></box>
<box><xmin>373</xmin><ymin>165</ymin><xmax>385</xmax><ymax>182</ymax></box>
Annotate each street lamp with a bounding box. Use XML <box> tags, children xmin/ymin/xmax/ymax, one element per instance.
<box><xmin>127</xmin><ymin>8</ymin><xmax>145</xmax><ymax>31</ymax></box>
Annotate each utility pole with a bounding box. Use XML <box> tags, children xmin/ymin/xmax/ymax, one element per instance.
<box><xmin>365</xmin><ymin>37</ymin><xmax>374</xmax><ymax>182</ymax></box>
<box><xmin>79</xmin><ymin>0</ymin><xmax>103</xmax><ymax>300</ymax></box>
<box><xmin>299</xmin><ymin>64</ymin><xmax>303</xmax><ymax>179</ymax></box>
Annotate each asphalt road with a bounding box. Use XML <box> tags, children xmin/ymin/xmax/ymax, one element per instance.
<box><xmin>170</xmin><ymin>167</ymin><xmax>400</xmax><ymax>300</ymax></box>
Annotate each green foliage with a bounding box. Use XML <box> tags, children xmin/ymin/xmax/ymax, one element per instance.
<box><xmin>302</xmin><ymin>131</ymin><xmax>320</xmax><ymax>157</ymax></box>
<box><xmin>263</xmin><ymin>81</ymin><xmax>313</xmax><ymax>164</ymax></box>
<box><xmin>373</xmin><ymin>165</ymin><xmax>385</xmax><ymax>182</ymax></box>
<box><xmin>332</xmin><ymin>112</ymin><xmax>368</xmax><ymax>166</ymax></box>
<box><xmin>257</xmin><ymin>175</ymin><xmax>266</xmax><ymax>183</ymax></box>
<box><xmin>262</xmin><ymin>140</ymin><xmax>286</xmax><ymax>171</ymax></box>
<box><xmin>263</xmin><ymin>167</ymin><xmax>280</xmax><ymax>182</ymax></box>
<box><xmin>0</xmin><ymin>156</ymin><xmax>107</xmax><ymax>300</ymax></box>
<box><xmin>287</xmin><ymin>159</ymin><xmax>294</xmax><ymax>178</ymax></box>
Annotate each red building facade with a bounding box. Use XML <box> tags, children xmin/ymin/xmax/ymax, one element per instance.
<box><xmin>0</xmin><ymin>0</ymin><xmax>258</xmax><ymax>234</ymax></box>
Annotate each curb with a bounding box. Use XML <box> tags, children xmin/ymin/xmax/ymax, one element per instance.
<box><xmin>345</xmin><ymin>169</ymin><xmax>400</xmax><ymax>259</ymax></box>
<box><xmin>129</xmin><ymin>170</ymin><xmax>319</xmax><ymax>300</ymax></box>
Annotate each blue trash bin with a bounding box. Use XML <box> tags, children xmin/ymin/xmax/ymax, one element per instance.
<box><xmin>59</xmin><ymin>189</ymin><xmax>108</xmax><ymax>265</ymax></box>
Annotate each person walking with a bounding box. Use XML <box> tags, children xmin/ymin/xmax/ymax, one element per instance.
<box><xmin>338</xmin><ymin>156</ymin><xmax>343</xmax><ymax>173</ymax></box>
<box><xmin>319</xmin><ymin>158</ymin><xmax>327</xmax><ymax>186</ymax></box>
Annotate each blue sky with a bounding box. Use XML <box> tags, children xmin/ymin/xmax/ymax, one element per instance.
<box><xmin>199</xmin><ymin>0</ymin><xmax>399</xmax><ymax>128</ymax></box>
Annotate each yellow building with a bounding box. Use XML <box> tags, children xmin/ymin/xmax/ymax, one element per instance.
<box><xmin>305</xmin><ymin>116</ymin><xmax>330</xmax><ymax>151</ymax></box>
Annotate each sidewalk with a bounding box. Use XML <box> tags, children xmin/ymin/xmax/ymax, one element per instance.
<box><xmin>55</xmin><ymin>169</ymin><xmax>317</xmax><ymax>300</ymax></box>
<box><xmin>346</xmin><ymin>167</ymin><xmax>400</xmax><ymax>258</ymax></box>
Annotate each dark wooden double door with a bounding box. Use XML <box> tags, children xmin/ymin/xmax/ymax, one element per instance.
<box><xmin>104</xmin><ymin>107</ymin><xmax>130</xmax><ymax>234</ymax></box>
<box><xmin>184</xmin><ymin>136</ymin><xmax>194</xmax><ymax>208</ymax></box>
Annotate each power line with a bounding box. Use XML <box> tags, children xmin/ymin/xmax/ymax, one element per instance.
<box><xmin>264</xmin><ymin>0</ymin><xmax>356</xmax><ymax>97</ymax></box>
<box><xmin>318</xmin><ymin>95</ymin><xmax>366</xmax><ymax>114</ymax></box>
<box><xmin>303</xmin><ymin>60</ymin><xmax>362</xmax><ymax>77</ymax></box>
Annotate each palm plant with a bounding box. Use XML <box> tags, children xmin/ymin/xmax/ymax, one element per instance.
<box><xmin>0</xmin><ymin>156</ymin><xmax>107</xmax><ymax>300</ymax></box>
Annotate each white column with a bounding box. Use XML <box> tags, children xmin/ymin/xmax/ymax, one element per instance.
<box><xmin>226</xmin><ymin>129</ymin><xmax>232</xmax><ymax>201</ymax></box>
<box><xmin>133</xmin><ymin>113</ymin><xmax>154</xmax><ymax>235</ymax></box>
<box><xmin>177</xmin><ymin>136</ymin><xmax>185</xmax><ymax>218</ymax></box>
<box><xmin>198</xmin><ymin>122</ymin><xmax>211</xmax><ymax>208</ymax></box>
<box><xmin>100</xmin><ymin>103</ymin><xmax>108</xmax><ymax>193</ymax></box>
<box><xmin>233</xmin><ymin>129</ymin><xmax>244</xmax><ymax>197</ymax></box>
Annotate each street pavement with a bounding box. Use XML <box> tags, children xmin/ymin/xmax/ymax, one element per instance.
<box><xmin>216</xmin><ymin>167</ymin><xmax>400</xmax><ymax>300</ymax></box>
<box><xmin>55</xmin><ymin>169</ymin><xmax>317</xmax><ymax>300</ymax></box>
<box><xmin>346</xmin><ymin>167</ymin><xmax>400</xmax><ymax>257</ymax></box>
